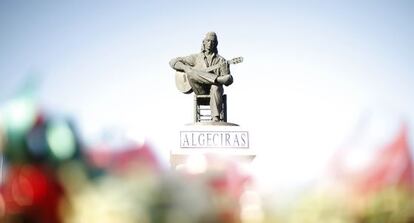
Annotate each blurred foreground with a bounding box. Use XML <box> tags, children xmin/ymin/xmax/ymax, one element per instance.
<box><xmin>1</xmin><ymin>94</ymin><xmax>414</xmax><ymax>223</ymax></box>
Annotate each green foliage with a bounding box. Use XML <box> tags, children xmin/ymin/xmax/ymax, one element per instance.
<box><xmin>361</xmin><ymin>188</ymin><xmax>414</xmax><ymax>223</ymax></box>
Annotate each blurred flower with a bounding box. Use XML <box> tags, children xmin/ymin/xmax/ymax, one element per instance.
<box><xmin>327</xmin><ymin>124</ymin><xmax>414</xmax><ymax>199</ymax></box>
<box><xmin>0</xmin><ymin>165</ymin><xmax>63</xmax><ymax>223</ymax></box>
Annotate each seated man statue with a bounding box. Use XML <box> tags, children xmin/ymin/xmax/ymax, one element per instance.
<box><xmin>169</xmin><ymin>32</ymin><xmax>233</xmax><ymax>122</ymax></box>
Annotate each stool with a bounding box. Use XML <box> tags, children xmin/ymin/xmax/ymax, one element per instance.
<box><xmin>194</xmin><ymin>94</ymin><xmax>227</xmax><ymax>122</ymax></box>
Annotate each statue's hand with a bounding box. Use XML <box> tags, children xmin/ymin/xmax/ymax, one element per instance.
<box><xmin>183</xmin><ymin>66</ymin><xmax>193</xmax><ymax>74</ymax></box>
<box><xmin>217</xmin><ymin>74</ymin><xmax>233</xmax><ymax>86</ymax></box>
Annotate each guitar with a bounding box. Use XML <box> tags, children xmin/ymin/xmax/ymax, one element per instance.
<box><xmin>175</xmin><ymin>57</ymin><xmax>243</xmax><ymax>94</ymax></box>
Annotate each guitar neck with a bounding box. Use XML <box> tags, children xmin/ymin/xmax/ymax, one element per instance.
<box><xmin>205</xmin><ymin>61</ymin><xmax>226</xmax><ymax>72</ymax></box>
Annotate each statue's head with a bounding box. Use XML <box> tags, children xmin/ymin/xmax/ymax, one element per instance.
<box><xmin>201</xmin><ymin>32</ymin><xmax>218</xmax><ymax>54</ymax></box>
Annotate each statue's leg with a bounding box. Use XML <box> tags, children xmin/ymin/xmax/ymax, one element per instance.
<box><xmin>210</xmin><ymin>84</ymin><xmax>223</xmax><ymax>121</ymax></box>
<box><xmin>187</xmin><ymin>70</ymin><xmax>217</xmax><ymax>84</ymax></box>
<box><xmin>187</xmin><ymin>74</ymin><xmax>210</xmax><ymax>95</ymax></box>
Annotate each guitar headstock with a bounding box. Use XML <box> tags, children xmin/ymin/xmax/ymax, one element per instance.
<box><xmin>228</xmin><ymin>57</ymin><xmax>243</xmax><ymax>65</ymax></box>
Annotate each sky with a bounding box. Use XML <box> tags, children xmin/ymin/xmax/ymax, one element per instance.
<box><xmin>0</xmin><ymin>0</ymin><xmax>413</xmax><ymax>192</ymax></box>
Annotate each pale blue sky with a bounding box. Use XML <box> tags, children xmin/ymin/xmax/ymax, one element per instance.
<box><xmin>1</xmin><ymin>0</ymin><xmax>413</xmax><ymax>190</ymax></box>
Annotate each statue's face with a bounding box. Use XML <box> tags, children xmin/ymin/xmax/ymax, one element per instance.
<box><xmin>204</xmin><ymin>35</ymin><xmax>217</xmax><ymax>52</ymax></box>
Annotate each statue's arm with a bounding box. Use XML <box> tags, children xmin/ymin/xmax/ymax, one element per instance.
<box><xmin>169</xmin><ymin>55</ymin><xmax>196</xmax><ymax>73</ymax></box>
<box><xmin>169</xmin><ymin>59</ymin><xmax>189</xmax><ymax>72</ymax></box>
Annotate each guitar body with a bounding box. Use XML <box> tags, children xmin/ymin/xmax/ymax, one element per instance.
<box><xmin>175</xmin><ymin>71</ymin><xmax>193</xmax><ymax>94</ymax></box>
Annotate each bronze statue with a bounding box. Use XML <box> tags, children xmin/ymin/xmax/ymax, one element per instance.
<box><xmin>170</xmin><ymin>32</ymin><xmax>242</xmax><ymax>122</ymax></box>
